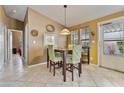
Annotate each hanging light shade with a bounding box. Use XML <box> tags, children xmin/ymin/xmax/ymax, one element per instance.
<box><xmin>61</xmin><ymin>28</ymin><xmax>70</xmax><ymax>35</ymax></box>
<box><xmin>60</xmin><ymin>5</ymin><xmax>70</xmax><ymax>35</ymax></box>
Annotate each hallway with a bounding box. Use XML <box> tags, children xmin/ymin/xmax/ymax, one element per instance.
<box><xmin>0</xmin><ymin>54</ymin><xmax>25</xmax><ymax>80</ymax></box>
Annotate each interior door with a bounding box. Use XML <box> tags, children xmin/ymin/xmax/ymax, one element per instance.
<box><xmin>99</xmin><ymin>19</ymin><xmax>124</xmax><ymax>72</ymax></box>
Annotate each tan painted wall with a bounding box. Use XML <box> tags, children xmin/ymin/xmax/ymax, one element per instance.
<box><xmin>68</xmin><ymin>10</ymin><xmax>124</xmax><ymax>65</ymax></box>
<box><xmin>0</xmin><ymin>5</ymin><xmax>24</xmax><ymax>30</ymax></box>
<box><xmin>12</xmin><ymin>31</ymin><xmax>22</xmax><ymax>50</ymax></box>
<box><xmin>26</xmin><ymin>8</ymin><xmax>66</xmax><ymax>65</ymax></box>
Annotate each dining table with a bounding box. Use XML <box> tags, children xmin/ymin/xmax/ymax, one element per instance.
<box><xmin>47</xmin><ymin>48</ymin><xmax>82</xmax><ymax>82</ymax></box>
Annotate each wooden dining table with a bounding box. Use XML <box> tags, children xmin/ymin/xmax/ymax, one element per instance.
<box><xmin>47</xmin><ymin>48</ymin><xmax>82</xmax><ymax>82</ymax></box>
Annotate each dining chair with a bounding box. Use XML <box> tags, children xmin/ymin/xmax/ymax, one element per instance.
<box><xmin>48</xmin><ymin>45</ymin><xmax>63</xmax><ymax>76</ymax></box>
<box><xmin>66</xmin><ymin>45</ymin><xmax>82</xmax><ymax>81</ymax></box>
<box><xmin>55</xmin><ymin>51</ymin><xmax>63</xmax><ymax>67</ymax></box>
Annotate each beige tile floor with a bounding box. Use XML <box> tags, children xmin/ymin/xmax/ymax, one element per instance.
<box><xmin>0</xmin><ymin>54</ymin><xmax>124</xmax><ymax>87</ymax></box>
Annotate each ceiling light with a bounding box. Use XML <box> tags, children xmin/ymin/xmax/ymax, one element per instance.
<box><xmin>60</xmin><ymin>28</ymin><xmax>70</xmax><ymax>35</ymax></box>
<box><xmin>12</xmin><ymin>9</ymin><xmax>16</xmax><ymax>14</ymax></box>
<box><xmin>60</xmin><ymin>5</ymin><xmax>70</xmax><ymax>35</ymax></box>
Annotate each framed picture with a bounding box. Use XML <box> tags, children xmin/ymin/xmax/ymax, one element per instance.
<box><xmin>31</xmin><ymin>29</ymin><xmax>38</xmax><ymax>37</ymax></box>
<box><xmin>44</xmin><ymin>32</ymin><xmax>57</xmax><ymax>46</ymax></box>
<box><xmin>46</xmin><ymin>24</ymin><xmax>55</xmax><ymax>32</ymax></box>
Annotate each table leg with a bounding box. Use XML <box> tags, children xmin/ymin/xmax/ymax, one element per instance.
<box><xmin>47</xmin><ymin>48</ymin><xmax>49</xmax><ymax>68</ymax></box>
<box><xmin>63</xmin><ymin>51</ymin><xmax>66</xmax><ymax>82</ymax></box>
<box><xmin>88</xmin><ymin>47</ymin><xmax>90</xmax><ymax>64</ymax></box>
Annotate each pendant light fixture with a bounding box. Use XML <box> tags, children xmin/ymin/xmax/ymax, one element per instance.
<box><xmin>60</xmin><ymin>5</ymin><xmax>70</xmax><ymax>35</ymax></box>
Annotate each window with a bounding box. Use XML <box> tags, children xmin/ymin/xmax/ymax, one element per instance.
<box><xmin>80</xmin><ymin>27</ymin><xmax>90</xmax><ymax>47</ymax></box>
<box><xmin>70</xmin><ymin>27</ymin><xmax>90</xmax><ymax>47</ymax></box>
<box><xmin>103</xmin><ymin>23</ymin><xmax>124</xmax><ymax>56</ymax></box>
<box><xmin>71</xmin><ymin>30</ymin><xmax>78</xmax><ymax>45</ymax></box>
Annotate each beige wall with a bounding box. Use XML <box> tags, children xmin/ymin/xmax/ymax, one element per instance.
<box><xmin>0</xmin><ymin>5</ymin><xmax>24</xmax><ymax>30</ymax></box>
<box><xmin>12</xmin><ymin>31</ymin><xmax>22</xmax><ymax>50</ymax></box>
<box><xmin>26</xmin><ymin>8</ymin><xmax>66</xmax><ymax>65</ymax></box>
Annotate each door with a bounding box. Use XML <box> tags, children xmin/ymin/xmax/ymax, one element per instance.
<box><xmin>98</xmin><ymin>17</ymin><xmax>124</xmax><ymax>72</ymax></box>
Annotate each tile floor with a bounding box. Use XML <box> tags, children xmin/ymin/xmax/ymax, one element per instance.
<box><xmin>0</xmin><ymin>54</ymin><xmax>124</xmax><ymax>87</ymax></box>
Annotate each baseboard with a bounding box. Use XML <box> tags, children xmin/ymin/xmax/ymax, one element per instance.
<box><xmin>28</xmin><ymin>62</ymin><xmax>47</xmax><ymax>68</ymax></box>
<box><xmin>100</xmin><ymin>65</ymin><xmax>124</xmax><ymax>73</ymax></box>
<box><xmin>89</xmin><ymin>63</ymin><xmax>98</xmax><ymax>66</ymax></box>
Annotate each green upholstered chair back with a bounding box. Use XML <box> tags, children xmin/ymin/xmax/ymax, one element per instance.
<box><xmin>72</xmin><ymin>45</ymin><xmax>82</xmax><ymax>63</ymax></box>
<box><xmin>48</xmin><ymin>45</ymin><xmax>55</xmax><ymax>61</ymax></box>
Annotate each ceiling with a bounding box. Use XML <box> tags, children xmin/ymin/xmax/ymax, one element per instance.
<box><xmin>4</xmin><ymin>5</ymin><xmax>124</xmax><ymax>27</ymax></box>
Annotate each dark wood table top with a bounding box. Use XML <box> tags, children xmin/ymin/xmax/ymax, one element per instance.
<box><xmin>55</xmin><ymin>49</ymin><xmax>72</xmax><ymax>54</ymax></box>
<box><xmin>55</xmin><ymin>48</ymin><xmax>72</xmax><ymax>51</ymax></box>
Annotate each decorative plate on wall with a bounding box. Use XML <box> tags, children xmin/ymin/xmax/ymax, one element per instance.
<box><xmin>31</xmin><ymin>29</ymin><xmax>38</xmax><ymax>37</ymax></box>
<box><xmin>46</xmin><ymin>24</ymin><xmax>55</xmax><ymax>32</ymax></box>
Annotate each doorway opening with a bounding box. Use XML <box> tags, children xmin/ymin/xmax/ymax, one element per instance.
<box><xmin>98</xmin><ymin>16</ymin><xmax>124</xmax><ymax>72</ymax></box>
<box><xmin>7</xmin><ymin>29</ymin><xmax>25</xmax><ymax>68</ymax></box>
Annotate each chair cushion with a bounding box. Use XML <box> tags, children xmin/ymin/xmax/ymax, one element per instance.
<box><xmin>66</xmin><ymin>45</ymin><xmax>82</xmax><ymax>64</ymax></box>
<box><xmin>55</xmin><ymin>52</ymin><xmax>63</xmax><ymax>58</ymax></box>
<box><xmin>52</xmin><ymin>57</ymin><xmax>62</xmax><ymax>62</ymax></box>
<box><xmin>48</xmin><ymin>45</ymin><xmax>62</xmax><ymax>62</ymax></box>
<box><xmin>66</xmin><ymin>54</ymin><xmax>80</xmax><ymax>64</ymax></box>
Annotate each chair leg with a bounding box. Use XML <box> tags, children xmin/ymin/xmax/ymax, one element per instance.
<box><xmin>61</xmin><ymin>61</ymin><xmax>63</xmax><ymax>67</ymax></box>
<box><xmin>80</xmin><ymin>60</ymin><xmax>82</xmax><ymax>74</ymax></box>
<box><xmin>71</xmin><ymin>64</ymin><xmax>74</xmax><ymax>81</ymax></box>
<box><xmin>80</xmin><ymin>62</ymin><xmax>82</xmax><ymax>74</ymax></box>
<box><xmin>78</xmin><ymin>63</ymin><xmax>81</xmax><ymax>77</ymax></box>
<box><xmin>49</xmin><ymin>61</ymin><xmax>51</xmax><ymax>72</ymax></box>
<box><xmin>62</xmin><ymin>61</ymin><xmax>64</xmax><ymax>75</ymax></box>
<box><xmin>58</xmin><ymin>61</ymin><xmax>60</xmax><ymax>67</ymax></box>
<box><xmin>53</xmin><ymin>62</ymin><xmax>55</xmax><ymax>76</ymax></box>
